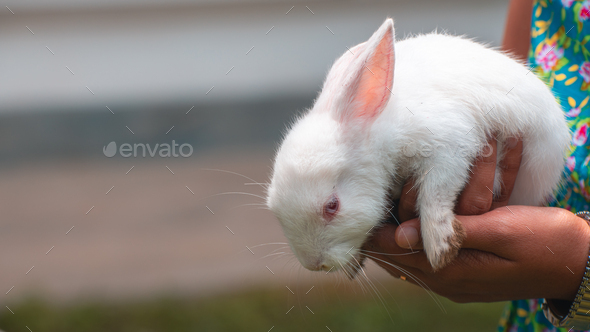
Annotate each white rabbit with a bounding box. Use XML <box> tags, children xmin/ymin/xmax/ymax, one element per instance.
<box><xmin>266</xmin><ymin>18</ymin><xmax>571</xmax><ymax>272</ymax></box>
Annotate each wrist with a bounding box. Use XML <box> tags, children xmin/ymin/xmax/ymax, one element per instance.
<box><xmin>540</xmin><ymin>208</ymin><xmax>590</xmax><ymax>301</ymax></box>
<box><xmin>543</xmin><ymin>211</ymin><xmax>590</xmax><ymax>329</ymax></box>
<box><xmin>558</xmin><ymin>211</ymin><xmax>590</xmax><ymax>301</ymax></box>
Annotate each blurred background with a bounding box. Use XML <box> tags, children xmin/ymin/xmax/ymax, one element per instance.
<box><xmin>0</xmin><ymin>0</ymin><xmax>509</xmax><ymax>331</ymax></box>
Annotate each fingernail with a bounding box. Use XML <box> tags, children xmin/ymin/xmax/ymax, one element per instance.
<box><xmin>506</xmin><ymin>137</ymin><xmax>518</xmax><ymax>149</ymax></box>
<box><xmin>396</xmin><ymin>225</ymin><xmax>419</xmax><ymax>249</ymax></box>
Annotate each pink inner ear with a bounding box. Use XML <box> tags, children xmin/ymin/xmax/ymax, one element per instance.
<box><xmin>353</xmin><ymin>29</ymin><xmax>394</xmax><ymax>119</ymax></box>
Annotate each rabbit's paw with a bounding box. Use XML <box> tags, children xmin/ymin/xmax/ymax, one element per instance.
<box><xmin>423</xmin><ymin>217</ymin><xmax>466</xmax><ymax>271</ymax></box>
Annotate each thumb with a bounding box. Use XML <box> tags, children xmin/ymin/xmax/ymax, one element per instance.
<box><xmin>395</xmin><ymin>218</ymin><xmax>423</xmax><ymax>250</ymax></box>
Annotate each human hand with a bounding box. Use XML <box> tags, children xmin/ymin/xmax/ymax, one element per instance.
<box><xmin>366</xmin><ymin>137</ymin><xmax>590</xmax><ymax>303</ymax></box>
<box><xmin>366</xmin><ymin>206</ymin><xmax>590</xmax><ymax>303</ymax></box>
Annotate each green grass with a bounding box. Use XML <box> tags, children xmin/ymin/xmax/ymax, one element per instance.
<box><xmin>0</xmin><ymin>283</ymin><xmax>507</xmax><ymax>332</ymax></box>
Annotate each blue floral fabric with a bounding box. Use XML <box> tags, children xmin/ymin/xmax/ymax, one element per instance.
<box><xmin>498</xmin><ymin>0</ymin><xmax>590</xmax><ymax>331</ymax></box>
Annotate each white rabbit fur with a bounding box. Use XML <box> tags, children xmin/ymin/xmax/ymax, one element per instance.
<box><xmin>266</xmin><ymin>18</ymin><xmax>571</xmax><ymax>272</ymax></box>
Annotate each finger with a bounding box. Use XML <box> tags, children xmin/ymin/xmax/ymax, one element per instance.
<box><xmin>395</xmin><ymin>218</ymin><xmax>423</xmax><ymax>250</ymax></box>
<box><xmin>369</xmin><ymin>223</ymin><xmax>412</xmax><ymax>254</ymax></box>
<box><xmin>399</xmin><ymin>179</ymin><xmax>419</xmax><ymax>222</ymax></box>
<box><xmin>456</xmin><ymin>208</ymin><xmax>521</xmax><ymax>255</ymax></box>
<box><xmin>367</xmin><ymin>222</ymin><xmax>431</xmax><ymax>270</ymax></box>
<box><xmin>490</xmin><ymin>137</ymin><xmax>523</xmax><ymax>210</ymax></box>
<box><xmin>455</xmin><ymin>139</ymin><xmax>497</xmax><ymax>215</ymax></box>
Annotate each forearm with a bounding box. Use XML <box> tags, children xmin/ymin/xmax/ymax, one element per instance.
<box><xmin>502</xmin><ymin>0</ymin><xmax>534</xmax><ymax>62</ymax></box>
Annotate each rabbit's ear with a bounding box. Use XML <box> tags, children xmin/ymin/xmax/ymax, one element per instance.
<box><xmin>335</xmin><ymin>19</ymin><xmax>394</xmax><ymax>124</ymax></box>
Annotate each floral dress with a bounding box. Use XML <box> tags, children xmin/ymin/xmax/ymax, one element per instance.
<box><xmin>498</xmin><ymin>0</ymin><xmax>590</xmax><ymax>331</ymax></box>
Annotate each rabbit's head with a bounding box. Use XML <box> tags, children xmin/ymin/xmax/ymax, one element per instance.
<box><xmin>267</xmin><ymin>19</ymin><xmax>397</xmax><ymax>276</ymax></box>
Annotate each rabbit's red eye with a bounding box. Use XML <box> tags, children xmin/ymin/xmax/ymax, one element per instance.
<box><xmin>323</xmin><ymin>195</ymin><xmax>339</xmax><ymax>220</ymax></box>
